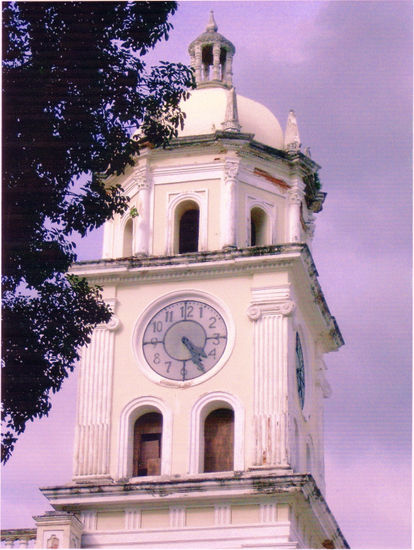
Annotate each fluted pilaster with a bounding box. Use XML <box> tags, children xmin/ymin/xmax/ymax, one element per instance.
<box><xmin>73</xmin><ymin>306</ymin><xmax>120</xmax><ymax>478</ymax></box>
<box><xmin>248</xmin><ymin>287</ymin><xmax>294</xmax><ymax>467</ymax></box>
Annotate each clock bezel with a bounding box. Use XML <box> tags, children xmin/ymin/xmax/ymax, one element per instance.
<box><xmin>133</xmin><ymin>290</ymin><xmax>235</xmax><ymax>387</ymax></box>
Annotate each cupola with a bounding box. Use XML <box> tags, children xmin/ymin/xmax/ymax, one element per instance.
<box><xmin>188</xmin><ymin>11</ymin><xmax>235</xmax><ymax>88</ymax></box>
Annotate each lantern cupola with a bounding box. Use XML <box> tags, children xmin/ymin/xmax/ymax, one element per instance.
<box><xmin>188</xmin><ymin>11</ymin><xmax>235</xmax><ymax>88</ymax></box>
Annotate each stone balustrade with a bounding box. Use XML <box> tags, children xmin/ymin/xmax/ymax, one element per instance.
<box><xmin>1</xmin><ymin>529</ymin><xmax>36</xmax><ymax>548</ymax></box>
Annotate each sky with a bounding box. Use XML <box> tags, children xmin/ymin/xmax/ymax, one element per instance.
<box><xmin>2</xmin><ymin>2</ymin><xmax>412</xmax><ymax>548</ymax></box>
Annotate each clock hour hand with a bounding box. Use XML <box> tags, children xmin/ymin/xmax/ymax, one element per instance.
<box><xmin>181</xmin><ymin>336</ymin><xmax>207</xmax><ymax>371</ymax></box>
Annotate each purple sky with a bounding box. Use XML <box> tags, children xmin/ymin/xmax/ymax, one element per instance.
<box><xmin>2</xmin><ymin>3</ymin><xmax>412</xmax><ymax>548</ymax></box>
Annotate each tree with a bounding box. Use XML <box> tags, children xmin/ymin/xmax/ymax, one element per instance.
<box><xmin>2</xmin><ymin>1</ymin><xmax>194</xmax><ymax>463</ymax></box>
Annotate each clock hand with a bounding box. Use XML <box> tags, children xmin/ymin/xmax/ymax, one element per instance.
<box><xmin>181</xmin><ymin>336</ymin><xmax>207</xmax><ymax>371</ymax></box>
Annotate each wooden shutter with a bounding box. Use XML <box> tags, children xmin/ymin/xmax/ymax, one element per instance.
<box><xmin>133</xmin><ymin>412</ymin><xmax>162</xmax><ymax>476</ymax></box>
<box><xmin>204</xmin><ymin>408</ymin><xmax>234</xmax><ymax>472</ymax></box>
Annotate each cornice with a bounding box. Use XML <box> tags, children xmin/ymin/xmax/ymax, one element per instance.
<box><xmin>71</xmin><ymin>244</ymin><xmax>343</xmax><ymax>350</ymax></box>
<box><xmin>39</xmin><ymin>473</ymin><xmax>348</xmax><ymax>548</ymax></box>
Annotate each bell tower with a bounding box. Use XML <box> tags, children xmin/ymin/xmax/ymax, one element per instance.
<box><xmin>35</xmin><ymin>15</ymin><xmax>348</xmax><ymax>549</ymax></box>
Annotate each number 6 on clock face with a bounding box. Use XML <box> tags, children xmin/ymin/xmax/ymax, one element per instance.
<box><xmin>141</xmin><ymin>300</ymin><xmax>228</xmax><ymax>381</ymax></box>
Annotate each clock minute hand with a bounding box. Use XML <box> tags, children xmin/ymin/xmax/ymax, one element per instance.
<box><xmin>181</xmin><ymin>336</ymin><xmax>207</xmax><ymax>371</ymax></box>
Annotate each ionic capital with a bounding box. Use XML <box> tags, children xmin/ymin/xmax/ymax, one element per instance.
<box><xmin>247</xmin><ymin>300</ymin><xmax>295</xmax><ymax>321</ymax></box>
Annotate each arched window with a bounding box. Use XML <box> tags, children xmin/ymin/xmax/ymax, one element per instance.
<box><xmin>250</xmin><ymin>207</ymin><xmax>268</xmax><ymax>246</ymax></box>
<box><xmin>174</xmin><ymin>200</ymin><xmax>200</xmax><ymax>254</ymax></box>
<box><xmin>133</xmin><ymin>412</ymin><xmax>163</xmax><ymax>476</ymax></box>
<box><xmin>123</xmin><ymin>218</ymin><xmax>133</xmax><ymax>257</ymax></box>
<box><xmin>204</xmin><ymin>408</ymin><xmax>234</xmax><ymax>472</ymax></box>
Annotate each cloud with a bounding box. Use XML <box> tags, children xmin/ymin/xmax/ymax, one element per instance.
<box><xmin>325</xmin><ymin>450</ymin><xmax>411</xmax><ymax>548</ymax></box>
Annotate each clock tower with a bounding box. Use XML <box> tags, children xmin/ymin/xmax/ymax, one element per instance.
<box><xmin>35</xmin><ymin>14</ymin><xmax>348</xmax><ymax>549</ymax></box>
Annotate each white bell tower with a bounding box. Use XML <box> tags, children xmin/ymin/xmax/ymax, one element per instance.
<box><xmin>35</xmin><ymin>14</ymin><xmax>348</xmax><ymax>549</ymax></box>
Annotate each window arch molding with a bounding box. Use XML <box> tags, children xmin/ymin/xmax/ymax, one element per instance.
<box><xmin>117</xmin><ymin>210</ymin><xmax>135</xmax><ymax>258</ymax></box>
<box><xmin>166</xmin><ymin>190</ymin><xmax>208</xmax><ymax>255</ymax></box>
<box><xmin>189</xmin><ymin>391</ymin><xmax>244</xmax><ymax>473</ymax></box>
<box><xmin>245</xmin><ymin>197</ymin><xmax>276</xmax><ymax>247</ymax></box>
<box><xmin>117</xmin><ymin>396</ymin><xmax>172</xmax><ymax>480</ymax></box>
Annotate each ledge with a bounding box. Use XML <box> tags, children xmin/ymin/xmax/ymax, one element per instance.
<box><xmin>72</xmin><ymin>244</ymin><xmax>344</xmax><ymax>350</ymax></box>
<box><xmin>40</xmin><ymin>473</ymin><xmax>349</xmax><ymax>548</ymax></box>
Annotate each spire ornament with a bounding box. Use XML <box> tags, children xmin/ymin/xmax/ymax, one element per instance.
<box><xmin>222</xmin><ymin>87</ymin><xmax>241</xmax><ymax>132</ymax></box>
<box><xmin>206</xmin><ymin>10</ymin><xmax>218</xmax><ymax>32</ymax></box>
<box><xmin>188</xmin><ymin>14</ymin><xmax>235</xmax><ymax>88</ymax></box>
<box><xmin>285</xmin><ymin>109</ymin><xmax>301</xmax><ymax>152</ymax></box>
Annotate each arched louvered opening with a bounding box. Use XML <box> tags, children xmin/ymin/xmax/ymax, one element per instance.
<box><xmin>203</xmin><ymin>408</ymin><xmax>234</xmax><ymax>472</ymax></box>
<box><xmin>123</xmin><ymin>218</ymin><xmax>133</xmax><ymax>257</ymax></box>
<box><xmin>133</xmin><ymin>412</ymin><xmax>163</xmax><ymax>477</ymax></box>
<box><xmin>202</xmin><ymin>44</ymin><xmax>213</xmax><ymax>80</ymax></box>
<box><xmin>175</xmin><ymin>200</ymin><xmax>200</xmax><ymax>254</ymax></box>
<box><xmin>250</xmin><ymin>207</ymin><xmax>268</xmax><ymax>246</ymax></box>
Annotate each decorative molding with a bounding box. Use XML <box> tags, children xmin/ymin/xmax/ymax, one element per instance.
<box><xmin>189</xmin><ymin>391</ymin><xmax>244</xmax><ymax>473</ymax></box>
<box><xmin>247</xmin><ymin>300</ymin><xmax>295</xmax><ymax>321</ymax></box>
<box><xmin>224</xmin><ymin>158</ymin><xmax>239</xmax><ymax>182</ymax></box>
<box><xmin>169</xmin><ymin>507</ymin><xmax>185</xmax><ymax>528</ymax></box>
<box><xmin>245</xmin><ymin>197</ymin><xmax>276</xmax><ymax>247</ymax></box>
<box><xmin>287</xmin><ymin>188</ymin><xmax>303</xmax><ymax>205</ymax></box>
<box><xmin>125</xmin><ymin>509</ymin><xmax>141</xmax><ymax>530</ymax></box>
<box><xmin>166</xmin><ymin>190</ymin><xmax>208</xmax><ymax>255</ymax></box>
<box><xmin>80</xmin><ymin>511</ymin><xmax>97</xmax><ymax>531</ymax></box>
<box><xmin>215</xmin><ymin>504</ymin><xmax>231</xmax><ymax>525</ymax></box>
<box><xmin>260</xmin><ymin>503</ymin><xmax>277</xmax><ymax>523</ymax></box>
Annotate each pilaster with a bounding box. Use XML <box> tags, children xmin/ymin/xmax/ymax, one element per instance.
<box><xmin>34</xmin><ymin>512</ymin><xmax>82</xmax><ymax>549</ymax></box>
<box><xmin>287</xmin><ymin>183</ymin><xmax>304</xmax><ymax>243</ymax></box>
<box><xmin>248</xmin><ymin>286</ymin><xmax>295</xmax><ymax>468</ymax></box>
<box><xmin>221</xmin><ymin>158</ymin><xmax>239</xmax><ymax>249</ymax></box>
<box><xmin>132</xmin><ymin>165</ymin><xmax>152</xmax><ymax>256</ymax></box>
<box><xmin>73</xmin><ymin>300</ymin><xmax>120</xmax><ymax>479</ymax></box>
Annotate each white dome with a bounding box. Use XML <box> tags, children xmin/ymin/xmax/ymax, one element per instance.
<box><xmin>178</xmin><ymin>87</ymin><xmax>284</xmax><ymax>150</ymax></box>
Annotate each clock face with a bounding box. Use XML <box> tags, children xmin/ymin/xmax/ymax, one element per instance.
<box><xmin>141</xmin><ymin>300</ymin><xmax>228</xmax><ymax>381</ymax></box>
<box><xmin>295</xmin><ymin>333</ymin><xmax>305</xmax><ymax>409</ymax></box>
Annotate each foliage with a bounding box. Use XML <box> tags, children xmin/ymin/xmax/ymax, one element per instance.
<box><xmin>2</xmin><ymin>1</ymin><xmax>194</xmax><ymax>463</ymax></box>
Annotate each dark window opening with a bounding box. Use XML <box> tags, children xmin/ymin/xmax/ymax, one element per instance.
<box><xmin>179</xmin><ymin>209</ymin><xmax>199</xmax><ymax>253</ymax></box>
<box><xmin>251</xmin><ymin>218</ymin><xmax>257</xmax><ymax>246</ymax></box>
<box><xmin>204</xmin><ymin>408</ymin><xmax>234</xmax><ymax>472</ymax></box>
<box><xmin>250</xmin><ymin>207</ymin><xmax>267</xmax><ymax>246</ymax></box>
<box><xmin>123</xmin><ymin>218</ymin><xmax>133</xmax><ymax>256</ymax></box>
<box><xmin>133</xmin><ymin>412</ymin><xmax>162</xmax><ymax>477</ymax></box>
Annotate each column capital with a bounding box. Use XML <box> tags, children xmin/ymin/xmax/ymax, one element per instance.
<box><xmin>133</xmin><ymin>166</ymin><xmax>151</xmax><ymax>191</ymax></box>
<box><xmin>287</xmin><ymin>187</ymin><xmax>303</xmax><ymax>205</ymax></box>
<box><xmin>247</xmin><ymin>300</ymin><xmax>295</xmax><ymax>321</ymax></box>
<box><xmin>224</xmin><ymin>158</ymin><xmax>240</xmax><ymax>182</ymax></box>
<box><xmin>97</xmin><ymin>314</ymin><xmax>120</xmax><ymax>331</ymax></box>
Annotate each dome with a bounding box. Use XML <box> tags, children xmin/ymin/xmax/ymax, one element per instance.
<box><xmin>178</xmin><ymin>87</ymin><xmax>285</xmax><ymax>150</ymax></box>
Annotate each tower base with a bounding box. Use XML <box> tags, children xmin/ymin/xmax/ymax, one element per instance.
<box><xmin>39</xmin><ymin>472</ymin><xmax>348</xmax><ymax>548</ymax></box>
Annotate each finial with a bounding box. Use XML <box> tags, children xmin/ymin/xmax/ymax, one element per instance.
<box><xmin>206</xmin><ymin>11</ymin><xmax>218</xmax><ymax>32</ymax></box>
